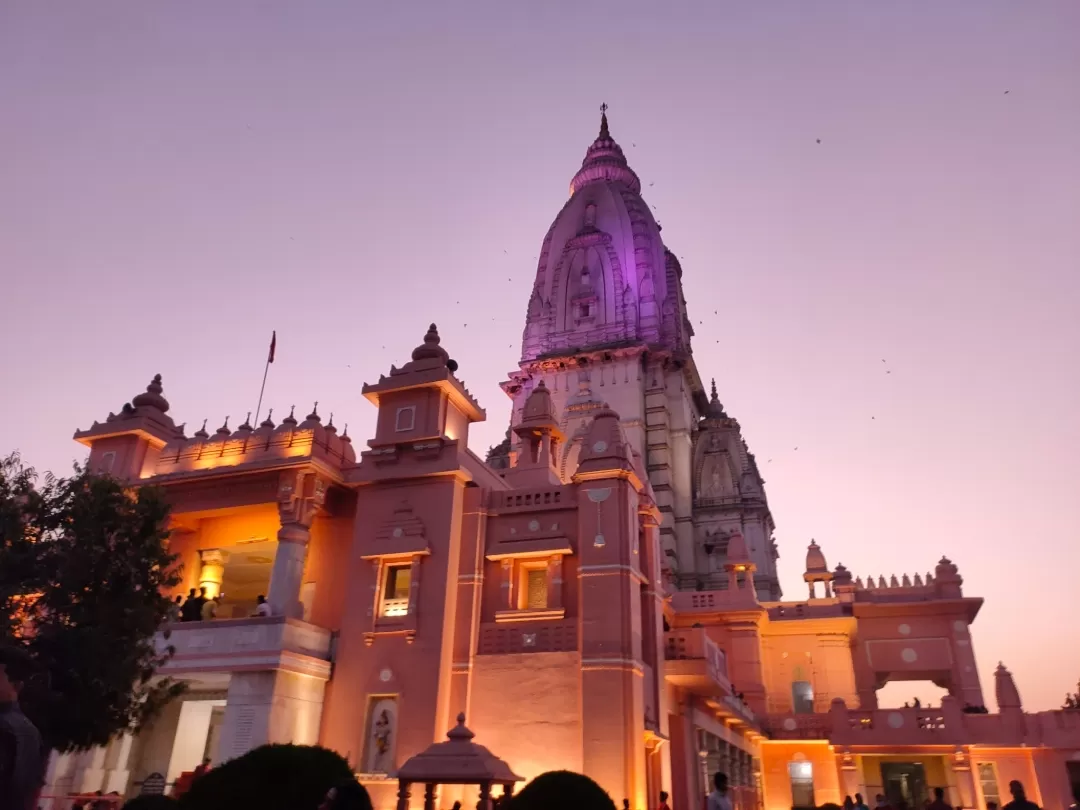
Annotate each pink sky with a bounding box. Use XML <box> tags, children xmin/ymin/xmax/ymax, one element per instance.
<box><xmin>1</xmin><ymin>2</ymin><xmax>1077</xmax><ymax>710</ymax></box>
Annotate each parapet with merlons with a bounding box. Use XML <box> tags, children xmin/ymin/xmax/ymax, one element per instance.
<box><xmin>151</xmin><ymin>404</ymin><xmax>356</xmax><ymax>478</ymax></box>
<box><xmin>765</xmin><ymin>696</ymin><xmax>1080</xmax><ymax>749</ymax></box>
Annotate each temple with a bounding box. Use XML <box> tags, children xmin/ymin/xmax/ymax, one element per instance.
<box><xmin>45</xmin><ymin>111</ymin><xmax>1080</xmax><ymax>810</ymax></box>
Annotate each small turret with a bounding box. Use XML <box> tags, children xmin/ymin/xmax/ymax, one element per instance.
<box><xmin>803</xmin><ymin>539</ymin><xmax>834</xmax><ymax>598</ymax></box>
<box><xmin>504</xmin><ymin>380</ymin><xmax>565</xmax><ymax>487</ymax></box>
<box><xmin>933</xmin><ymin>556</ymin><xmax>963</xmax><ymax>598</ymax></box>
<box><xmin>723</xmin><ymin>531</ymin><xmax>757</xmax><ymax>601</ymax></box>
<box><xmin>73</xmin><ymin>374</ymin><xmax>185</xmax><ymax>479</ymax></box>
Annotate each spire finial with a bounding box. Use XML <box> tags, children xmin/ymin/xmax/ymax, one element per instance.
<box><xmin>710</xmin><ymin>378</ymin><xmax>718</xmax><ymax>401</ymax></box>
<box><xmin>599</xmin><ymin>102</ymin><xmax>610</xmax><ymax>139</ymax></box>
<box><xmin>195</xmin><ymin>418</ymin><xmax>209</xmax><ymax>439</ymax></box>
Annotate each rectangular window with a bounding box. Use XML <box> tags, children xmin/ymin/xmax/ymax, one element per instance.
<box><xmin>395</xmin><ymin>406</ymin><xmax>416</xmax><ymax>432</ymax></box>
<box><xmin>380</xmin><ymin>564</ymin><xmax>411</xmax><ymax>618</ymax></box>
<box><xmin>99</xmin><ymin>452</ymin><xmax>115</xmax><ymax>474</ymax></box>
<box><xmin>976</xmin><ymin>763</ymin><xmax>1000</xmax><ymax>807</ymax></box>
<box><xmin>792</xmin><ymin>680</ymin><xmax>815</xmax><ymax>714</ymax></box>
<box><xmin>525</xmin><ymin>568</ymin><xmax>548</xmax><ymax>610</ymax></box>
<box><xmin>789</xmin><ymin>761</ymin><xmax>815</xmax><ymax>810</ymax></box>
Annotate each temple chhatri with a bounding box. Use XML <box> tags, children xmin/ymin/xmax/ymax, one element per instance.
<box><xmin>49</xmin><ymin>111</ymin><xmax>1080</xmax><ymax>809</ymax></box>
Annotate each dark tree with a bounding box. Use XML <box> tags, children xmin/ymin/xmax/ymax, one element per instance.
<box><xmin>178</xmin><ymin>744</ymin><xmax>355</xmax><ymax>810</ymax></box>
<box><xmin>1063</xmin><ymin>680</ymin><xmax>1080</xmax><ymax>710</ymax></box>
<box><xmin>0</xmin><ymin>452</ymin><xmax>184</xmax><ymax>752</ymax></box>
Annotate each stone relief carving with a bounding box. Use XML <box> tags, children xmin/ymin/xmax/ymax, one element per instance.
<box><xmin>364</xmin><ymin>697</ymin><xmax>397</xmax><ymax>774</ymax></box>
<box><xmin>277</xmin><ymin>469</ymin><xmax>327</xmax><ymax>527</ymax></box>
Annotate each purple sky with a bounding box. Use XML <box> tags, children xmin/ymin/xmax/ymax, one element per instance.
<box><xmin>2</xmin><ymin>2</ymin><xmax>1078</xmax><ymax>710</ymax></box>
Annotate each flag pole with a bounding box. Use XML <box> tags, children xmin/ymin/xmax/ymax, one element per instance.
<box><xmin>254</xmin><ymin>331</ymin><xmax>276</xmax><ymax>426</ymax></box>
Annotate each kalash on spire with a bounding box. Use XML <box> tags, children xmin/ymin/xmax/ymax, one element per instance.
<box><xmin>498</xmin><ymin>106</ymin><xmax>781</xmax><ymax>598</ymax></box>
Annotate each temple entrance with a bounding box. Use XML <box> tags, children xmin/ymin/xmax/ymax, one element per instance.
<box><xmin>881</xmin><ymin>762</ymin><xmax>927</xmax><ymax>810</ymax></box>
<box><xmin>788</xmin><ymin>761</ymin><xmax>815</xmax><ymax>810</ymax></box>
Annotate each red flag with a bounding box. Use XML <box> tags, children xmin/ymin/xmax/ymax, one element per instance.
<box><xmin>268</xmin><ymin>331</ymin><xmax>276</xmax><ymax>364</ymax></box>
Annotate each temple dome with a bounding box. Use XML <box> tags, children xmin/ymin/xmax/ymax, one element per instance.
<box><xmin>805</xmin><ymin>540</ymin><xmax>828</xmax><ymax>574</ymax></box>
<box><xmin>569</xmin><ymin>109</ymin><xmax>641</xmax><ymax>196</ymax></box>
<box><xmin>521</xmin><ymin>109</ymin><xmax>683</xmax><ymax>360</ymax></box>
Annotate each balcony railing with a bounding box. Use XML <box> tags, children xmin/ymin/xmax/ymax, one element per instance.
<box><xmin>763</xmin><ymin>713</ymin><xmax>831</xmax><ymax>740</ymax></box>
<box><xmin>157</xmin><ymin>615</ymin><xmax>332</xmax><ymax>680</ymax></box>
<box><xmin>663</xmin><ymin>628</ymin><xmax>732</xmax><ymax>699</ymax></box>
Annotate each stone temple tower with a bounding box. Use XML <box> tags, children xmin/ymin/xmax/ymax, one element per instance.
<box><xmin>499</xmin><ymin>109</ymin><xmax>781</xmax><ymax>599</ymax></box>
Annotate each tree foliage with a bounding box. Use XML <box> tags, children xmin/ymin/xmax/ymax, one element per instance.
<box><xmin>0</xmin><ymin>452</ymin><xmax>184</xmax><ymax>752</ymax></box>
<box><xmin>509</xmin><ymin>770</ymin><xmax>617</xmax><ymax>810</ymax></box>
<box><xmin>177</xmin><ymin>744</ymin><xmax>355</xmax><ymax>810</ymax></box>
<box><xmin>1063</xmin><ymin>679</ymin><xmax>1080</xmax><ymax>710</ymax></box>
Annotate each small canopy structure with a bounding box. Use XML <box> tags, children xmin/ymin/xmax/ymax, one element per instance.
<box><xmin>394</xmin><ymin>713</ymin><xmax>523</xmax><ymax>810</ymax></box>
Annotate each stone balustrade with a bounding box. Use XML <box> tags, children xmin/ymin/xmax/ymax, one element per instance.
<box><xmin>663</xmin><ymin>627</ymin><xmax>732</xmax><ymax>698</ymax></box>
<box><xmin>477</xmin><ymin>618</ymin><xmax>577</xmax><ymax>655</ymax></box>
<box><xmin>157</xmin><ymin>615</ymin><xmax>333</xmax><ymax>681</ymax></box>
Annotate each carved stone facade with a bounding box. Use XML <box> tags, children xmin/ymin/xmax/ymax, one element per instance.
<box><xmin>53</xmin><ymin>116</ymin><xmax>1080</xmax><ymax>810</ymax></box>
<box><xmin>503</xmin><ymin>111</ymin><xmax>780</xmax><ymax>599</ymax></box>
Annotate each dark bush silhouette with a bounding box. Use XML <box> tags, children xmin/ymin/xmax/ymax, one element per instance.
<box><xmin>509</xmin><ymin>770</ymin><xmax>617</xmax><ymax>810</ymax></box>
<box><xmin>177</xmin><ymin>744</ymin><xmax>353</xmax><ymax>810</ymax></box>
<box><xmin>122</xmin><ymin>797</ymin><xmax>179</xmax><ymax>810</ymax></box>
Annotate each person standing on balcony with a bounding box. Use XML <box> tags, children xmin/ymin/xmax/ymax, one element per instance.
<box><xmin>180</xmin><ymin>588</ymin><xmax>201</xmax><ymax>622</ymax></box>
<box><xmin>659</xmin><ymin>790</ymin><xmax>671</xmax><ymax>810</ymax></box>
<box><xmin>254</xmin><ymin>594</ymin><xmax>272</xmax><ymax>617</ymax></box>
<box><xmin>1002</xmin><ymin>780</ymin><xmax>1040</xmax><ymax>810</ymax></box>
<box><xmin>855</xmin><ymin>792</ymin><xmax>870</xmax><ymax>810</ymax></box>
<box><xmin>707</xmin><ymin>772</ymin><xmax>732</xmax><ymax>810</ymax></box>
<box><xmin>0</xmin><ymin>646</ymin><xmax>45</xmax><ymax>810</ymax></box>
<box><xmin>928</xmin><ymin>786</ymin><xmax>953</xmax><ymax>810</ymax></box>
<box><xmin>201</xmin><ymin>591</ymin><xmax>220</xmax><ymax>621</ymax></box>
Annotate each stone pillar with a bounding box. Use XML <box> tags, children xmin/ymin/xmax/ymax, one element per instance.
<box><xmin>74</xmin><ymin>745</ymin><xmax>108</xmax><ymax>794</ymax></box>
<box><xmin>948</xmin><ymin>749</ymin><xmax>978</xmax><ymax>810</ymax></box>
<box><xmin>103</xmin><ymin>733</ymin><xmax>136</xmax><ymax>794</ymax></box>
<box><xmin>500</xmin><ymin>559</ymin><xmax>514</xmax><ymax>609</ymax></box>
<box><xmin>837</xmin><ymin>750</ymin><xmax>861</xmax><ymax>802</ymax></box>
<box><xmin>268</xmin><ymin>524</ymin><xmax>310</xmax><ymax>618</ymax></box>
<box><xmin>217</xmin><ymin>668</ymin><xmax>328</xmax><ymax>762</ymax></box>
<box><xmin>578</xmin><ymin>478</ymin><xmax>647</xmax><ymax>809</ymax></box>
<box><xmin>198</xmin><ymin>549</ymin><xmax>229</xmax><ymax>599</ymax></box>
<box><xmin>547</xmin><ymin>555</ymin><xmax>564</xmax><ymax>609</ymax></box>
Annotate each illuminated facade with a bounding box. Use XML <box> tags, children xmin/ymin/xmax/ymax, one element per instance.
<box><xmin>45</xmin><ymin>114</ymin><xmax>1080</xmax><ymax>810</ymax></box>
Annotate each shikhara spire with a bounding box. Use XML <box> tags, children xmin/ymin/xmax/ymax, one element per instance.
<box><xmin>506</xmin><ymin>110</ymin><xmax>780</xmax><ymax>599</ymax></box>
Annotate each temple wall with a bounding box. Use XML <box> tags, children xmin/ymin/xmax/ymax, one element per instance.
<box><xmin>759</xmin><ymin>628</ymin><xmax>858</xmax><ymax>712</ymax></box>
<box><xmin>759</xmin><ymin>741</ymin><xmax>840</xmax><ymax>810</ymax></box>
<box><xmin>468</xmin><ymin>652</ymin><xmax>583</xmax><ymax>785</ymax></box>
<box><xmin>304</xmin><ymin>513</ymin><xmax>355</xmax><ymax>630</ymax></box>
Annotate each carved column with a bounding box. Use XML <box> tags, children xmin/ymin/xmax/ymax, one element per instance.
<box><xmin>424</xmin><ymin>783</ymin><xmax>437</xmax><ymax>810</ymax></box>
<box><xmin>396</xmin><ymin>779</ymin><xmax>410</xmax><ymax>810</ymax></box>
<box><xmin>103</xmin><ymin>733</ymin><xmax>135</xmax><ymax>794</ymax></box>
<box><xmin>949</xmin><ymin>748</ymin><xmax>977</xmax><ymax>809</ymax></box>
<box><xmin>198</xmin><ymin>549</ymin><xmax>229</xmax><ymax>599</ymax></box>
<box><xmin>837</xmin><ymin>749</ymin><xmax>861</xmax><ymax>802</ymax></box>
<box><xmin>500</xmin><ymin>559</ymin><xmax>514</xmax><ymax>609</ymax></box>
<box><xmin>269</xmin><ymin>471</ymin><xmax>326</xmax><ymax>618</ymax></box>
<box><xmin>547</xmin><ymin>555</ymin><xmax>564</xmax><ymax>609</ymax></box>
